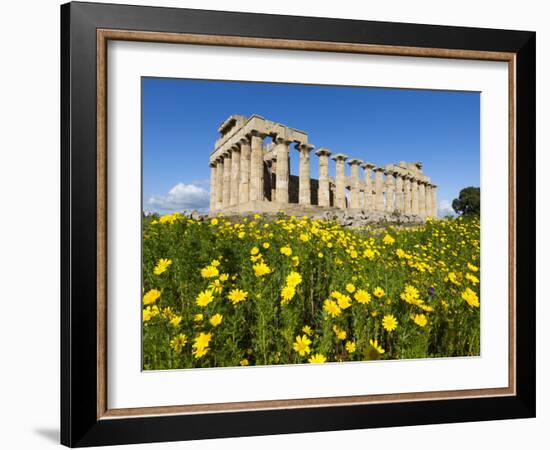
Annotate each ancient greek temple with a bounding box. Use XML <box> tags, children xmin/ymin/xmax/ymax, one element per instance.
<box><xmin>209</xmin><ymin>115</ymin><xmax>438</xmax><ymax>219</ymax></box>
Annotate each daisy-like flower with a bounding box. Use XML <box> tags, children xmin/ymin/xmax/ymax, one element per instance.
<box><xmin>280</xmin><ymin>246</ymin><xmax>293</xmax><ymax>256</ymax></box>
<box><xmin>170</xmin><ymin>333</ymin><xmax>187</xmax><ymax>353</ymax></box>
<box><xmin>308</xmin><ymin>353</ymin><xmax>327</xmax><ymax>363</ymax></box>
<box><xmin>382</xmin><ymin>314</ymin><xmax>398</xmax><ymax>332</ymax></box>
<box><xmin>280</xmin><ymin>285</ymin><xmax>296</xmax><ymax>305</ymax></box>
<box><xmin>354</xmin><ymin>289</ymin><xmax>372</xmax><ymax>304</ymax></box>
<box><xmin>369</xmin><ymin>338</ymin><xmax>385</xmax><ymax>354</ymax></box>
<box><xmin>143</xmin><ymin>288</ymin><xmax>161</xmax><ymax>305</ymax></box>
<box><xmin>293</xmin><ymin>335</ymin><xmax>312</xmax><ymax>356</ymax></box>
<box><xmin>200</xmin><ymin>265</ymin><xmax>219</xmax><ymax>279</ymax></box>
<box><xmin>252</xmin><ymin>262</ymin><xmax>271</xmax><ymax>277</ymax></box>
<box><xmin>153</xmin><ymin>258</ymin><xmax>172</xmax><ymax>275</ymax></box>
<box><xmin>196</xmin><ymin>290</ymin><xmax>214</xmax><ymax>307</ymax></box>
<box><xmin>413</xmin><ymin>314</ymin><xmax>428</xmax><ymax>327</ymax></box>
<box><xmin>461</xmin><ymin>288</ymin><xmax>480</xmax><ymax>307</ymax></box>
<box><xmin>345</xmin><ymin>341</ymin><xmax>356</xmax><ymax>353</ymax></box>
<box><xmin>323</xmin><ymin>299</ymin><xmax>341</xmax><ymax>318</ymax></box>
<box><xmin>373</xmin><ymin>287</ymin><xmax>385</xmax><ymax>298</ymax></box>
<box><xmin>286</xmin><ymin>271</ymin><xmax>303</xmax><ymax>288</ymax></box>
<box><xmin>209</xmin><ymin>313</ymin><xmax>223</xmax><ymax>327</ymax></box>
<box><xmin>227</xmin><ymin>289</ymin><xmax>248</xmax><ymax>305</ymax></box>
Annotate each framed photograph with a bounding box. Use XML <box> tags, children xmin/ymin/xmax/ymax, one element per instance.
<box><xmin>61</xmin><ymin>1</ymin><xmax>535</xmax><ymax>447</ymax></box>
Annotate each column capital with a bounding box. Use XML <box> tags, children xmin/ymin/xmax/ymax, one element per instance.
<box><xmin>249</xmin><ymin>129</ymin><xmax>267</xmax><ymax>139</ymax></box>
<box><xmin>361</xmin><ymin>161</ymin><xmax>376</xmax><ymax>170</ymax></box>
<box><xmin>315</xmin><ymin>147</ymin><xmax>332</xmax><ymax>157</ymax></box>
<box><xmin>273</xmin><ymin>135</ymin><xmax>292</xmax><ymax>145</ymax></box>
<box><xmin>296</xmin><ymin>142</ymin><xmax>315</xmax><ymax>152</ymax></box>
<box><xmin>238</xmin><ymin>136</ymin><xmax>250</xmax><ymax>146</ymax></box>
<box><xmin>209</xmin><ymin>161</ymin><xmax>217</xmax><ymax>168</ymax></box>
<box><xmin>373</xmin><ymin>166</ymin><xmax>385</xmax><ymax>173</ymax></box>
<box><xmin>348</xmin><ymin>158</ymin><xmax>363</xmax><ymax>166</ymax></box>
<box><xmin>331</xmin><ymin>153</ymin><xmax>349</xmax><ymax>162</ymax></box>
<box><xmin>230</xmin><ymin>143</ymin><xmax>240</xmax><ymax>152</ymax></box>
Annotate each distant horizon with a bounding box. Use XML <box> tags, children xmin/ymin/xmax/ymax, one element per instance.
<box><xmin>142</xmin><ymin>77</ymin><xmax>480</xmax><ymax>216</ymax></box>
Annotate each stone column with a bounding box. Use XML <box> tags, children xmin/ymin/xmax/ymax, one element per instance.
<box><xmin>209</xmin><ymin>161</ymin><xmax>217</xmax><ymax>212</ymax></box>
<box><xmin>222</xmin><ymin>151</ymin><xmax>232</xmax><ymax>208</ymax></box>
<box><xmin>424</xmin><ymin>183</ymin><xmax>432</xmax><ymax>217</ymax></box>
<box><xmin>331</xmin><ymin>153</ymin><xmax>349</xmax><ymax>209</ymax></box>
<box><xmin>274</xmin><ymin>136</ymin><xmax>291</xmax><ymax>204</ymax></box>
<box><xmin>348</xmin><ymin>159</ymin><xmax>362</xmax><ymax>209</ymax></box>
<box><xmin>270</xmin><ymin>156</ymin><xmax>277</xmax><ymax>202</ymax></box>
<box><xmin>431</xmin><ymin>184</ymin><xmax>438</xmax><ymax>217</ymax></box>
<box><xmin>395</xmin><ymin>172</ymin><xmax>404</xmax><ymax>213</ymax></box>
<box><xmin>403</xmin><ymin>175</ymin><xmax>411</xmax><ymax>215</ymax></box>
<box><xmin>316</xmin><ymin>148</ymin><xmax>331</xmax><ymax>207</ymax></box>
<box><xmin>374</xmin><ymin>167</ymin><xmax>385</xmax><ymax>212</ymax></box>
<box><xmin>249</xmin><ymin>131</ymin><xmax>264</xmax><ymax>202</ymax></box>
<box><xmin>297</xmin><ymin>143</ymin><xmax>314</xmax><ymax>205</ymax></box>
<box><xmin>215</xmin><ymin>157</ymin><xmax>224</xmax><ymax>210</ymax></box>
<box><xmin>239</xmin><ymin>137</ymin><xmax>251</xmax><ymax>205</ymax></box>
<box><xmin>418</xmin><ymin>181</ymin><xmax>426</xmax><ymax>218</ymax></box>
<box><xmin>385</xmin><ymin>170</ymin><xmax>395</xmax><ymax>213</ymax></box>
<box><xmin>230</xmin><ymin>145</ymin><xmax>241</xmax><ymax>207</ymax></box>
<box><xmin>411</xmin><ymin>178</ymin><xmax>419</xmax><ymax>216</ymax></box>
<box><xmin>361</xmin><ymin>162</ymin><xmax>375</xmax><ymax>212</ymax></box>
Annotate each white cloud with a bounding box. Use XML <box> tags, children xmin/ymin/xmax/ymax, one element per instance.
<box><xmin>148</xmin><ymin>182</ymin><xmax>210</xmax><ymax>212</ymax></box>
<box><xmin>438</xmin><ymin>199</ymin><xmax>456</xmax><ymax>217</ymax></box>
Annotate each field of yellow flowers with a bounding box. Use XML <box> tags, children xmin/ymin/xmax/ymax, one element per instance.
<box><xmin>142</xmin><ymin>213</ymin><xmax>480</xmax><ymax>370</ymax></box>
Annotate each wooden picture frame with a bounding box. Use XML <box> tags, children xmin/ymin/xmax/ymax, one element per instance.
<box><xmin>61</xmin><ymin>1</ymin><xmax>535</xmax><ymax>447</ymax></box>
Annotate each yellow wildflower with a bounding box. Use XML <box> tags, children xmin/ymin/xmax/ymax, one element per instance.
<box><xmin>281</xmin><ymin>286</ymin><xmax>296</xmax><ymax>305</ymax></box>
<box><xmin>170</xmin><ymin>333</ymin><xmax>187</xmax><ymax>353</ymax></box>
<box><xmin>153</xmin><ymin>258</ymin><xmax>172</xmax><ymax>275</ymax></box>
<box><xmin>373</xmin><ymin>287</ymin><xmax>385</xmax><ymax>298</ymax></box>
<box><xmin>336</xmin><ymin>294</ymin><xmax>352</xmax><ymax>310</ymax></box>
<box><xmin>196</xmin><ymin>290</ymin><xmax>214</xmax><ymax>307</ymax></box>
<box><xmin>332</xmin><ymin>325</ymin><xmax>347</xmax><ymax>340</ymax></box>
<box><xmin>345</xmin><ymin>283</ymin><xmax>356</xmax><ymax>293</ymax></box>
<box><xmin>382</xmin><ymin>234</ymin><xmax>395</xmax><ymax>245</ymax></box>
<box><xmin>192</xmin><ymin>332</ymin><xmax>212</xmax><ymax>358</ymax></box>
<box><xmin>302</xmin><ymin>325</ymin><xmax>313</xmax><ymax>336</ymax></box>
<box><xmin>169</xmin><ymin>315</ymin><xmax>182</xmax><ymax>327</ymax></box>
<box><xmin>250</xmin><ymin>247</ymin><xmax>260</xmax><ymax>256</ymax></box>
<box><xmin>308</xmin><ymin>353</ymin><xmax>327</xmax><ymax>363</ymax></box>
<box><xmin>413</xmin><ymin>314</ymin><xmax>428</xmax><ymax>327</ymax></box>
<box><xmin>209</xmin><ymin>313</ymin><xmax>223</xmax><ymax>327</ymax></box>
<box><xmin>280</xmin><ymin>246</ymin><xmax>293</xmax><ymax>256</ymax></box>
<box><xmin>382</xmin><ymin>314</ymin><xmax>398</xmax><ymax>332</ymax></box>
<box><xmin>461</xmin><ymin>288</ymin><xmax>480</xmax><ymax>307</ymax></box>
<box><xmin>293</xmin><ymin>335</ymin><xmax>312</xmax><ymax>356</ymax></box>
<box><xmin>253</xmin><ymin>262</ymin><xmax>271</xmax><ymax>277</ymax></box>
<box><xmin>194</xmin><ymin>313</ymin><xmax>203</xmax><ymax>322</ymax></box>
<box><xmin>239</xmin><ymin>359</ymin><xmax>249</xmax><ymax>366</ymax></box>
<box><xmin>286</xmin><ymin>271</ymin><xmax>303</xmax><ymax>288</ymax></box>
<box><xmin>345</xmin><ymin>341</ymin><xmax>356</xmax><ymax>353</ymax></box>
<box><xmin>143</xmin><ymin>288</ymin><xmax>161</xmax><ymax>305</ymax></box>
<box><xmin>227</xmin><ymin>288</ymin><xmax>248</xmax><ymax>305</ymax></box>
<box><xmin>323</xmin><ymin>299</ymin><xmax>341</xmax><ymax>318</ymax></box>
<box><xmin>354</xmin><ymin>289</ymin><xmax>372</xmax><ymax>304</ymax></box>
<box><xmin>369</xmin><ymin>339</ymin><xmax>385</xmax><ymax>354</ymax></box>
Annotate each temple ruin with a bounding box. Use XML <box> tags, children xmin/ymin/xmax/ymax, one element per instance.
<box><xmin>208</xmin><ymin>114</ymin><xmax>438</xmax><ymax>220</ymax></box>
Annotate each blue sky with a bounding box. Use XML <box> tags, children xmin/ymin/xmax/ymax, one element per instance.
<box><xmin>142</xmin><ymin>77</ymin><xmax>480</xmax><ymax>215</ymax></box>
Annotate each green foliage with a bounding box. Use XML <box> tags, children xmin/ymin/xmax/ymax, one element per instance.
<box><xmin>452</xmin><ymin>186</ymin><xmax>480</xmax><ymax>217</ymax></box>
<box><xmin>142</xmin><ymin>214</ymin><xmax>480</xmax><ymax>369</ymax></box>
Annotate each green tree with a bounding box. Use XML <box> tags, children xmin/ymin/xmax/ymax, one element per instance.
<box><xmin>452</xmin><ymin>187</ymin><xmax>480</xmax><ymax>217</ymax></box>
